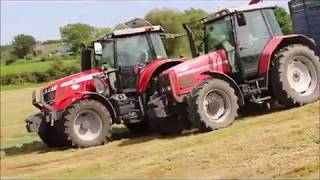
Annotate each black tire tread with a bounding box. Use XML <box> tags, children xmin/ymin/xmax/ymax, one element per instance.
<box><xmin>270</xmin><ymin>44</ymin><xmax>320</xmax><ymax>107</ymax></box>
<box><xmin>61</xmin><ymin>99</ymin><xmax>112</xmax><ymax>148</ymax></box>
<box><xmin>187</xmin><ymin>79</ymin><xmax>239</xmax><ymax>131</ymax></box>
<box><xmin>37</xmin><ymin>113</ymin><xmax>70</xmax><ymax>147</ymax></box>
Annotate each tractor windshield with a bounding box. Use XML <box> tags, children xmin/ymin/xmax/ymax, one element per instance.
<box><xmin>116</xmin><ymin>33</ymin><xmax>166</xmax><ymax>66</ymax></box>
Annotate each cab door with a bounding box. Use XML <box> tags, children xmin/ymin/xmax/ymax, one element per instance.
<box><xmin>235</xmin><ymin>10</ymin><xmax>272</xmax><ymax>78</ymax></box>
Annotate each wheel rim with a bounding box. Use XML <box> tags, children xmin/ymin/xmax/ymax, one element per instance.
<box><xmin>287</xmin><ymin>56</ymin><xmax>317</xmax><ymax>96</ymax></box>
<box><xmin>74</xmin><ymin>110</ymin><xmax>103</xmax><ymax>141</ymax></box>
<box><xmin>203</xmin><ymin>89</ymin><xmax>231</xmax><ymax>123</ymax></box>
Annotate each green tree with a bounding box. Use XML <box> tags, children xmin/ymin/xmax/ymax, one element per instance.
<box><xmin>145</xmin><ymin>8</ymin><xmax>186</xmax><ymax>57</ymax></box>
<box><xmin>60</xmin><ymin>23</ymin><xmax>97</xmax><ymax>52</ymax></box>
<box><xmin>274</xmin><ymin>7</ymin><xmax>293</xmax><ymax>34</ymax></box>
<box><xmin>96</xmin><ymin>27</ymin><xmax>112</xmax><ymax>38</ymax></box>
<box><xmin>183</xmin><ymin>8</ymin><xmax>208</xmax><ymax>53</ymax></box>
<box><xmin>145</xmin><ymin>8</ymin><xmax>208</xmax><ymax>57</ymax></box>
<box><xmin>113</xmin><ymin>23</ymin><xmax>128</xmax><ymax>30</ymax></box>
<box><xmin>11</xmin><ymin>34</ymin><xmax>36</xmax><ymax>58</ymax></box>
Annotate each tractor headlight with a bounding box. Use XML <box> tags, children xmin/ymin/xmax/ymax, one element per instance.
<box><xmin>159</xmin><ymin>75</ymin><xmax>172</xmax><ymax>94</ymax></box>
<box><xmin>93</xmin><ymin>77</ymin><xmax>110</xmax><ymax>97</ymax></box>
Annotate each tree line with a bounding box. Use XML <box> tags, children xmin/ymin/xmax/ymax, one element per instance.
<box><xmin>1</xmin><ymin>7</ymin><xmax>292</xmax><ymax>65</ymax></box>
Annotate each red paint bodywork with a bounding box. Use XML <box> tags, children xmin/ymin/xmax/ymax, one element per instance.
<box><xmin>258</xmin><ymin>34</ymin><xmax>315</xmax><ymax>74</ymax></box>
<box><xmin>160</xmin><ymin>49</ymin><xmax>230</xmax><ymax>101</ymax></box>
<box><xmin>136</xmin><ymin>58</ymin><xmax>185</xmax><ymax>94</ymax></box>
<box><xmin>43</xmin><ymin>69</ymin><xmax>102</xmax><ymax>112</ymax></box>
<box><xmin>41</xmin><ymin>58</ymin><xmax>185</xmax><ymax>112</ymax></box>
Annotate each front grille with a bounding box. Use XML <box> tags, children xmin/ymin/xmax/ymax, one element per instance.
<box><xmin>43</xmin><ymin>90</ymin><xmax>56</xmax><ymax>105</ymax></box>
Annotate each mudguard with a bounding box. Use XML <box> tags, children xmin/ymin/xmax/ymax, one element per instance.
<box><xmin>259</xmin><ymin>34</ymin><xmax>316</xmax><ymax>74</ymax></box>
<box><xmin>136</xmin><ymin>59</ymin><xmax>184</xmax><ymax>94</ymax></box>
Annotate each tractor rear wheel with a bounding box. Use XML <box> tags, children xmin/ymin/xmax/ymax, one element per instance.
<box><xmin>271</xmin><ymin>44</ymin><xmax>320</xmax><ymax>107</ymax></box>
<box><xmin>187</xmin><ymin>79</ymin><xmax>239</xmax><ymax>131</ymax></box>
<box><xmin>61</xmin><ymin>99</ymin><xmax>112</xmax><ymax>148</ymax></box>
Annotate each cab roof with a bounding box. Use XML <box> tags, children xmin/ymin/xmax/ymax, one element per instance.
<box><xmin>227</xmin><ymin>3</ymin><xmax>275</xmax><ymax>13</ymax></box>
<box><xmin>95</xmin><ymin>25</ymin><xmax>164</xmax><ymax>42</ymax></box>
<box><xmin>204</xmin><ymin>3</ymin><xmax>276</xmax><ymax>23</ymax></box>
<box><xmin>113</xmin><ymin>25</ymin><xmax>163</xmax><ymax>36</ymax></box>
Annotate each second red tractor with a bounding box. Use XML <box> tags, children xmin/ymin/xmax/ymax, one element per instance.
<box><xmin>149</xmin><ymin>4</ymin><xmax>319</xmax><ymax>131</ymax></box>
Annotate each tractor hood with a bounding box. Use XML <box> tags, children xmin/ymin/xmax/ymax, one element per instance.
<box><xmin>160</xmin><ymin>50</ymin><xmax>228</xmax><ymax>77</ymax></box>
<box><xmin>45</xmin><ymin>69</ymin><xmax>102</xmax><ymax>90</ymax></box>
<box><xmin>38</xmin><ymin>68</ymin><xmax>103</xmax><ymax>112</ymax></box>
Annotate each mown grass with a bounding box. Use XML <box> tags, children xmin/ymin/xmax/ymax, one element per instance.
<box><xmin>0</xmin><ymin>86</ymin><xmax>319</xmax><ymax>179</ymax></box>
<box><xmin>0</xmin><ymin>82</ymin><xmax>48</xmax><ymax>91</ymax></box>
<box><xmin>0</xmin><ymin>59</ymin><xmax>78</xmax><ymax>75</ymax></box>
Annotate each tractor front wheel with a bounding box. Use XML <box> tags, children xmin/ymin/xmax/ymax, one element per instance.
<box><xmin>187</xmin><ymin>79</ymin><xmax>239</xmax><ymax>131</ymax></box>
<box><xmin>271</xmin><ymin>44</ymin><xmax>320</xmax><ymax>107</ymax></box>
<box><xmin>37</xmin><ymin>113</ymin><xmax>70</xmax><ymax>147</ymax></box>
<box><xmin>61</xmin><ymin>99</ymin><xmax>112</xmax><ymax>148</ymax></box>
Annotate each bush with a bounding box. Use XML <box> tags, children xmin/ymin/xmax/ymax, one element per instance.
<box><xmin>39</xmin><ymin>55</ymin><xmax>47</xmax><ymax>62</ymax></box>
<box><xmin>63</xmin><ymin>66</ymin><xmax>80</xmax><ymax>75</ymax></box>
<box><xmin>2</xmin><ymin>53</ymin><xmax>18</xmax><ymax>65</ymax></box>
<box><xmin>1</xmin><ymin>59</ymin><xmax>81</xmax><ymax>86</ymax></box>
<box><xmin>11</xmin><ymin>75</ymin><xmax>25</xmax><ymax>85</ymax></box>
<box><xmin>34</xmin><ymin>72</ymin><xmax>49</xmax><ymax>83</ymax></box>
<box><xmin>24</xmin><ymin>54</ymin><xmax>33</xmax><ymax>60</ymax></box>
<box><xmin>47</xmin><ymin>54</ymin><xmax>63</xmax><ymax>61</ymax></box>
<box><xmin>60</xmin><ymin>54</ymin><xmax>71</xmax><ymax>60</ymax></box>
<box><xmin>24</xmin><ymin>73</ymin><xmax>37</xmax><ymax>83</ymax></box>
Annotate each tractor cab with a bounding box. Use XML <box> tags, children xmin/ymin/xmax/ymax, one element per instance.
<box><xmin>184</xmin><ymin>4</ymin><xmax>283</xmax><ymax>79</ymax></box>
<box><xmin>83</xmin><ymin>25</ymin><xmax>167</xmax><ymax>93</ymax></box>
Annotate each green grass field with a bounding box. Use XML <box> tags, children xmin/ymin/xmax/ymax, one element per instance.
<box><xmin>0</xmin><ymin>59</ymin><xmax>78</xmax><ymax>75</ymax></box>
<box><xmin>0</xmin><ymin>86</ymin><xmax>319</xmax><ymax>179</ymax></box>
<box><xmin>0</xmin><ymin>82</ymin><xmax>49</xmax><ymax>91</ymax></box>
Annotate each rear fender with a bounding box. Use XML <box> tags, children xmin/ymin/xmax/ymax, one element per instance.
<box><xmin>201</xmin><ymin>71</ymin><xmax>245</xmax><ymax>106</ymax></box>
<box><xmin>137</xmin><ymin>59</ymin><xmax>184</xmax><ymax>94</ymax></box>
<box><xmin>259</xmin><ymin>34</ymin><xmax>316</xmax><ymax>74</ymax></box>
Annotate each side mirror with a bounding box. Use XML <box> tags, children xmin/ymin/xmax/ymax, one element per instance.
<box><xmin>94</xmin><ymin>42</ymin><xmax>103</xmax><ymax>55</ymax></box>
<box><xmin>237</xmin><ymin>13</ymin><xmax>247</xmax><ymax>26</ymax></box>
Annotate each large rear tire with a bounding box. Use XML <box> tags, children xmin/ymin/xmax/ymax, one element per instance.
<box><xmin>187</xmin><ymin>79</ymin><xmax>239</xmax><ymax>131</ymax></box>
<box><xmin>270</xmin><ymin>44</ymin><xmax>320</xmax><ymax>107</ymax></box>
<box><xmin>61</xmin><ymin>99</ymin><xmax>112</xmax><ymax>148</ymax></box>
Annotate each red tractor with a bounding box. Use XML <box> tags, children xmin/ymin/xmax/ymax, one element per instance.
<box><xmin>26</xmin><ymin>20</ymin><xmax>188</xmax><ymax>148</ymax></box>
<box><xmin>147</xmin><ymin>4</ymin><xmax>320</xmax><ymax>131</ymax></box>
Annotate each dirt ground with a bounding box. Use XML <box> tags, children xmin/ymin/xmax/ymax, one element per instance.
<box><xmin>1</xmin><ymin>88</ymin><xmax>319</xmax><ymax>179</ymax></box>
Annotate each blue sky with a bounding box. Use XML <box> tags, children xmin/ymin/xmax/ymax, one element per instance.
<box><xmin>1</xmin><ymin>0</ymin><xmax>289</xmax><ymax>45</ymax></box>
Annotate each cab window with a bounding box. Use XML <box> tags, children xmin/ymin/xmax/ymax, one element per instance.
<box><xmin>116</xmin><ymin>34</ymin><xmax>152</xmax><ymax>66</ymax></box>
<box><xmin>95</xmin><ymin>41</ymin><xmax>114</xmax><ymax>68</ymax></box>
<box><xmin>205</xmin><ymin>18</ymin><xmax>233</xmax><ymax>53</ymax></box>
<box><xmin>150</xmin><ymin>33</ymin><xmax>167</xmax><ymax>59</ymax></box>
